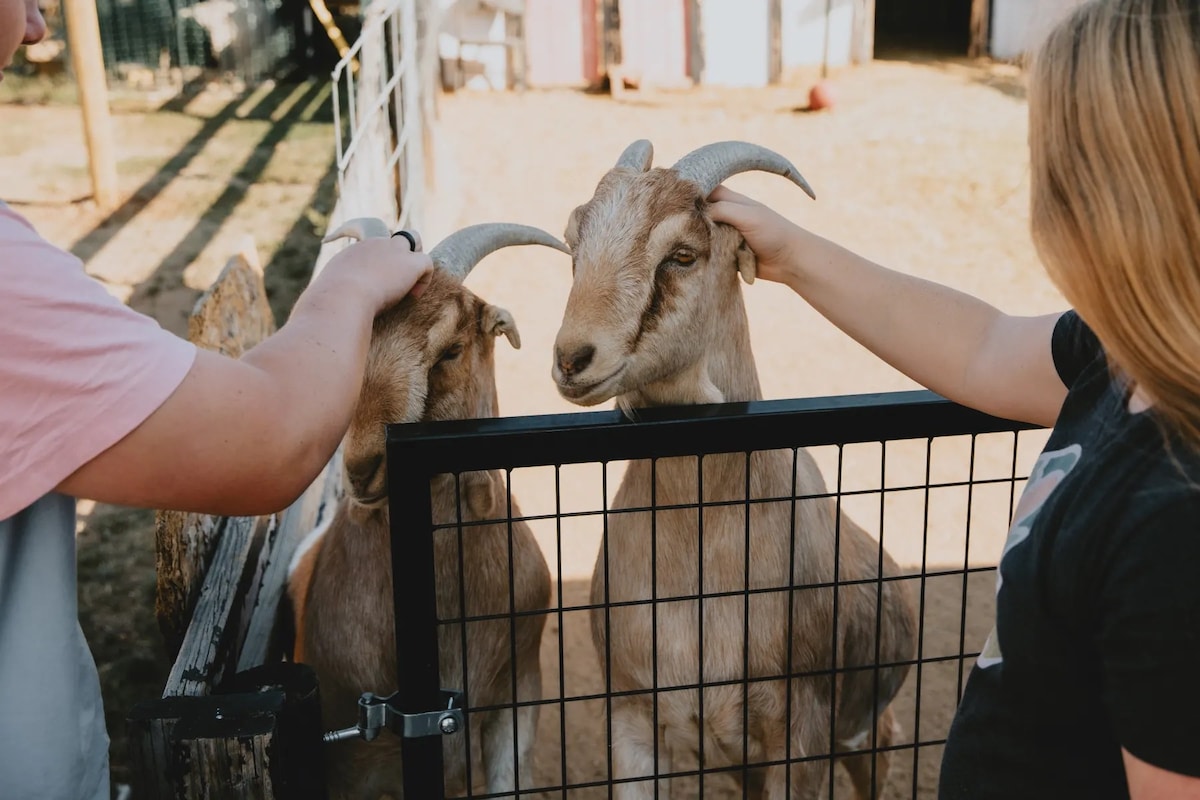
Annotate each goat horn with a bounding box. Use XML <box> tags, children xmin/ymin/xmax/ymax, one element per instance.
<box><xmin>430</xmin><ymin>223</ymin><xmax>570</xmax><ymax>281</ymax></box>
<box><xmin>321</xmin><ymin>217</ymin><xmax>392</xmax><ymax>243</ymax></box>
<box><xmin>671</xmin><ymin>141</ymin><xmax>816</xmax><ymax>201</ymax></box>
<box><xmin>614</xmin><ymin>139</ymin><xmax>654</xmax><ymax>172</ymax></box>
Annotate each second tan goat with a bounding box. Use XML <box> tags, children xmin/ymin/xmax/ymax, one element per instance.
<box><xmin>289</xmin><ymin>218</ymin><xmax>568</xmax><ymax>799</ymax></box>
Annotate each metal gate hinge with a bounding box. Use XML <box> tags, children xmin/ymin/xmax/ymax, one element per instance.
<box><xmin>324</xmin><ymin>689</ymin><xmax>464</xmax><ymax>744</ymax></box>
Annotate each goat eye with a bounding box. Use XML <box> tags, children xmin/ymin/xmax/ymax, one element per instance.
<box><xmin>664</xmin><ymin>250</ymin><xmax>697</xmax><ymax>268</ymax></box>
<box><xmin>437</xmin><ymin>343</ymin><xmax>464</xmax><ymax>364</ymax></box>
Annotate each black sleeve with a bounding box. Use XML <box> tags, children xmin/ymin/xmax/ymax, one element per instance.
<box><xmin>1050</xmin><ymin>310</ymin><xmax>1104</xmax><ymax>388</ymax></box>
<box><xmin>1098</xmin><ymin>497</ymin><xmax>1200</xmax><ymax>778</ymax></box>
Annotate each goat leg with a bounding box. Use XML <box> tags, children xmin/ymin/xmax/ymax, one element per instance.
<box><xmin>610</xmin><ymin>698</ymin><xmax>659</xmax><ymax>800</ymax></box>
<box><xmin>756</xmin><ymin>678</ymin><xmax>833</xmax><ymax>800</ymax></box>
<box><xmin>481</xmin><ymin>701</ymin><xmax>538</xmax><ymax>798</ymax></box>
<box><xmin>840</xmin><ymin>704</ymin><xmax>901</xmax><ymax>800</ymax></box>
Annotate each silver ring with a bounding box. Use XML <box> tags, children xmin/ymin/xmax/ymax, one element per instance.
<box><xmin>392</xmin><ymin>229</ymin><xmax>419</xmax><ymax>251</ymax></box>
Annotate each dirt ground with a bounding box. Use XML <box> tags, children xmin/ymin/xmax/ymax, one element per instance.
<box><xmin>3</xmin><ymin>53</ymin><xmax>1065</xmax><ymax>797</ymax></box>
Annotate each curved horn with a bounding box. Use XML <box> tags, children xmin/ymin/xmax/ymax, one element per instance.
<box><xmin>321</xmin><ymin>216</ymin><xmax>392</xmax><ymax>243</ymax></box>
<box><xmin>429</xmin><ymin>223</ymin><xmax>570</xmax><ymax>281</ymax></box>
<box><xmin>614</xmin><ymin>139</ymin><xmax>654</xmax><ymax>172</ymax></box>
<box><xmin>670</xmin><ymin>141</ymin><xmax>816</xmax><ymax>201</ymax></box>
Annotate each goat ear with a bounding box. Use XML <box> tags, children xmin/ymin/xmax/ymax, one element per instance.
<box><xmin>482</xmin><ymin>304</ymin><xmax>521</xmax><ymax>350</ymax></box>
<box><xmin>563</xmin><ymin>206</ymin><xmax>582</xmax><ymax>249</ymax></box>
<box><xmin>735</xmin><ymin>237</ymin><xmax>757</xmax><ymax>285</ymax></box>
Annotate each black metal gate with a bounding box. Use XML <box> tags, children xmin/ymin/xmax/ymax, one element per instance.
<box><xmin>384</xmin><ymin>390</ymin><xmax>1044</xmax><ymax>798</ymax></box>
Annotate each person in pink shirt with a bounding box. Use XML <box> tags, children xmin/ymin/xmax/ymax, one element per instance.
<box><xmin>1</xmin><ymin>4</ymin><xmax>432</xmax><ymax>796</ymax></box>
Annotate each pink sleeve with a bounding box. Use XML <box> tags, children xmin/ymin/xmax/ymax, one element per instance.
<box><xmin>0</xmin><ymin>203</ymin><xmax>198</xmax><ymax>520</ymax></box>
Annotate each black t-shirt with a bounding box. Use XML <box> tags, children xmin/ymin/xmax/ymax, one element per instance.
<box><xmin>938</xmin><ymin>310</ymin><xmax>1200</xmax><ymax>798</ymax></box>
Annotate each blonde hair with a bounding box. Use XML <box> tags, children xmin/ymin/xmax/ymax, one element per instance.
<box><xmin>1029</xmin><ymin>0</ymin><xmax>1200</xmax><ymax>448</ymax></box>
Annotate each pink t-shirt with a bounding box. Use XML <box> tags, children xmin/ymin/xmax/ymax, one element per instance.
<box><xmin>0</xmin><ymin>202</ymin><xmax>197</xmax><ymax>519</ymax></box>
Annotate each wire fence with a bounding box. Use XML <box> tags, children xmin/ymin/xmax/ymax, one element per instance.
<box><xmin>19</xmin><ymin>0</ymin><xmax>305</xmax><ymax>90</ymax></box>
<box><xmin>329</xmin><ymin>0</ymin><xmax>427</xmax><ymax>233</ymax></box>
<box><xmin>383</xmin><ymin>391</ymin><xmax>1048</xmax><ymax>798</ymax></box>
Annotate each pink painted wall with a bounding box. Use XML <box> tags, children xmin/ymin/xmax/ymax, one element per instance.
<box><xmin>617</xmin><ymin>0</ymin><xmax>691</xmax><ymax>88</ymax></box>
<box><xmin>524</xmin><ymin>0</ymin><xmax>601</xmax><ymax>88</ymax></box>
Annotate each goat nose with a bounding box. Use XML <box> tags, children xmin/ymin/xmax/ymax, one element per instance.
<box><xmin>557</xmin><ymin>344</ymin><xmax>595</xmax><ymax>378</ymax></box>
<box><xmin>347</xmin><ymin>454</ymin><xmax>384</xmax><ymax>496</ymax></box>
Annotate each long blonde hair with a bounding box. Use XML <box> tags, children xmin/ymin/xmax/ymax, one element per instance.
<box><xmin>1029</xmin><ymin>0</ymin><xmax>1200</xmax><ymax>448</ymax></box>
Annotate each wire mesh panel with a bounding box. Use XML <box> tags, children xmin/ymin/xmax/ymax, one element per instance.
<box><xmin>330</xmin><ymin>0</ymin><xmax>426</xmax><ymax>233</ymax></box>
<box><xmin>384</xmin><ymin>391</ymin><xmax>1049</xmax><ymax>799</ymax></box>
<box><xmin>92</xmin><ymin>0</ymin><xmax>295</xmax><ymax>85</ymax></box>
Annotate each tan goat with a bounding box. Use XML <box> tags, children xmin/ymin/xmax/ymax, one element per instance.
<box><xmin>289</xmin><ymin>219</ymin><xmax>567</xmax><ymax>799</ymax></box>
<box><xmin>552</xmin><ymin>141</ymin><xmax>919</xmax><ymax>799</ymax></box>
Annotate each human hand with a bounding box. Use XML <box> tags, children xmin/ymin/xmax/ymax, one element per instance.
<box><xmin>321</xmin><ymin>234</ymin><xmax>434</xmax><ymax>314</ymax></box>
<box><xmin>707</xmin><ymin>185</ymin><xmax>807</xmax><ymax>286</ymax></box>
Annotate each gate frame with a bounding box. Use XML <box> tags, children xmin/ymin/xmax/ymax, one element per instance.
<box><xmin>384</xmin><ymin>389</ymin><xmax>1042</xmax><ymax>796</ymax></box>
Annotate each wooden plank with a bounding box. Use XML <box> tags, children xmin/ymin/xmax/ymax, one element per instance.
<box><xmin>63</xmin><ymin>0</ymin><xmax>118</xmax><ymax>210</ymax></box>
<box><xmin>155</xmin><ymin>241</ymin><xmax>276</xmax><ymax>655</ymax></box>
<box><xmin>686</xmin><ymin>0</ymin><xmax>703</xmax><ymax>85</ymax></box>
<box><xmin>164</xmin><ymin>516</ymin><xmax>267</xmax><ymax>698</ymax></box>
<box><xmin>307</xmin><ymin>0</ymin><xmax>356</xmax><ymax>67</ymax></box>
<box><xmin>852</xmin><ymin>0</ymin><xmax>876</xmax><ymax>64</ymax></box>
<box><xmin>600</xmin><ymin>0</ymin><xmax>621</xmax><ymax>85</ymax></box>
<box><xmin>768</xmin><ymin>0</ymin><xmax>782</xmax><ymax>85</ymax></box>
<box><xmin>129</xmin><ymin>691</ymin><xmax>280</xmax><ymax>800</ymax></box>
<box><xmin>128</xmin><ymin>664</ymin><xmax>327</xmax><ymax>800</ymax></box>
<box><xmin>969</xmin><ymin>0</ymin><xmax>991</xmax><ymax>58</ymax></box>
<box><xmin>237</xmin><ymin>455</ymin><xmax>343</xmax><ymax>672</ymax></box>
<box><xmin>127</xmin><ymin>714</ymin><xmax>177</xmax><ymax>798</ymax></box>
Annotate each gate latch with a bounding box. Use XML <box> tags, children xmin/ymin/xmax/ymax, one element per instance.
<box><xmin>324</xmin><ymin>689</ymin><xmax>463</xmax><ymax>744</ymax></box>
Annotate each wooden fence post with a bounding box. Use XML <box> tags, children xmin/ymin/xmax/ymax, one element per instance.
<box><xmin>969</xmin><ymin>0</ymin><xmax>992</xmax><ymax>58</ymax></box>
<box><xmin>131</xmin><ymin>240</ymin><xmax>340</xmax><ymax>799</ymax></box>
<box><xmin>63</xmin><ymin>0</ymin><xmax>119</xmax><ymax>211</ymax></box>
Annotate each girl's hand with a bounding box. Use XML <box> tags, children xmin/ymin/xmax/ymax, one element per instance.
<box><xmin>707</xmin><ymin>185</ymin><xmax>806</xmax><ymax>286</ymax></box>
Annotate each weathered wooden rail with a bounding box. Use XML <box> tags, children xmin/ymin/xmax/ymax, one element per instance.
<box><xmin>126</xmin><ymin>2</ymin><xmax>435</xmax><ymax>794</ymax></box>
<box><xmin>127</xmin><ymin>243</ymin><xmax>342</xmax><ymax>800</ymax></box>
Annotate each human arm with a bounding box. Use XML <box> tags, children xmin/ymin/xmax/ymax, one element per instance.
<box><xmin>1124</xmin><ymin>750</ymin><xmax>1200</xmax><ymax>800</ymax></box>
<box><xmin>51</xmin><ymin>237</ymin><xmax>432</xmax><ymax>516</ymax></box>
<box><xmin>1100</xmin><ymin>499</ymin><xmax>1200</xmax><ymax>798</ymax></box>
<box><xmin>707</xmin><ymin>185</ymin><xmax>1069</xmax><ymax>427</ymax></box>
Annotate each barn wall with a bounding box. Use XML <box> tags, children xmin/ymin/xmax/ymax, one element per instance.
<box><xmin>698</xmin><ymin>0</ymin><xmax>858</xmax><ymax>84</ymax></box>
<box><xmin>524</xmin><ymin>0</ymin><xmax>600</xmax><ymax>88</ymax></box>
<box><xmin>781</xmin><ymin>0</ymin><xmax>855</xmax><ymax>71</ymax></box>
<box><xmin>701</xmin><ymin>0</ymin><xmax>771</xmax><ymax>86</ymax></box>
<box><xmin>990</xmin><ymin>0</ymin><xmax>1084</xmax><ymax>59</ymax></box>
<box><xmin>617</xmin><ymin>0</ymin><xmax>691</xmax><ymax>88</ymax></box>
<box><xmin>437</xmin><ymin>0</ymin><xmax>509</xmax><ymax>90</ymax></box>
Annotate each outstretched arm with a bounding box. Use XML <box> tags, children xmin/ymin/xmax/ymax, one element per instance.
<box><xmin>708</xmin><ymin>185</ymin><xmax>1068</xmax><ymax>427</ymax></box>
<box><xmin>55</xmin><ymin>237</ymin><xmax>432</xmax><ymax>516</ymax></box>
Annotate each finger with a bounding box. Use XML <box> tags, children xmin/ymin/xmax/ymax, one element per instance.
<box><xmin>408</xmin><ymin>276</ymin><xmax>430</xmax><ymax>299</ymax></box>
<box><xmin>707</xmin><ymin>199</ymin><xmax>755</xmax><ymax>230</ymax></box>
<box><xmin>707</xmin><ymin>185</ymin><xmax>756</xmax><ymax>205</ymax></box>
<box><xmin>391</xmin><ymin>228</ymin><xmax>423</xmax><ymax>252</ymax></box>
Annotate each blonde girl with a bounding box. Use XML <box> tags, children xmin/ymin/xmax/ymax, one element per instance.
<box><xmin>710</xmin><ymin>1</ymin><xmax>1200</xmax><ymax>797</ymax></box>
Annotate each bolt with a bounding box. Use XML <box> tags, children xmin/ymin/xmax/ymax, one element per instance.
<box><xmin>214</xmin><ymin>708</ymin><xmax>224</xmax><ymax>721</ymax></box>
<box><xmin>439</xmin><ymin>714</ymin><xmax>459</xmax><ymax>735</ymax></box>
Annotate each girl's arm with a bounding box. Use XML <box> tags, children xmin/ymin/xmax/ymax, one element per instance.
<box><xmin>709</xmin><ymin>185</ymin><xmax>1068</xmax><ymax>426</ymax></box>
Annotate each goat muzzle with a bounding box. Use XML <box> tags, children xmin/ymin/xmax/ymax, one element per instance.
<box><xmin>345</xmin><ymin>453</ymin><xmax>386</xmax><ymax>504</ymax></box>
<box><xmin>555</xmin><ymin>344</ymin><xmax>596</xmax><ymax>379</ymax></box>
